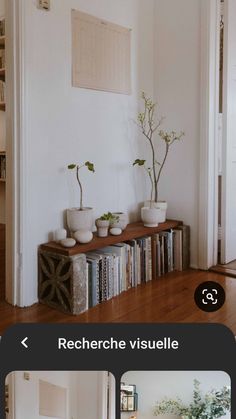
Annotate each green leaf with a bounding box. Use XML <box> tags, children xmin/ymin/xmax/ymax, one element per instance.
<box><xmin>133</xmin><ymin>159</ymin><xmax>146</xmax><ymax>166</ymax></box>
<box><xmin>85</xmin><ymin>161</ymin><xmax>95</xmax><ymax>172</ymax></box>
<box><xmin>68</xmin><ymin>164</ymin><xmax>76</xmax><ymax>169</ymax></box>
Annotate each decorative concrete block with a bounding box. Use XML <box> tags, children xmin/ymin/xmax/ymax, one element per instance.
<box><xmin>38</xmin><ymin>249</ymin><xmax>87</xmax><ymax>315</ymax></box>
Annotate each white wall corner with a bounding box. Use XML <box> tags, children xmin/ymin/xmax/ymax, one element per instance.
<box><xmin>199</xmin><ymin>0</ymin><xmax>219</xmax><ymax>269</ymax></box>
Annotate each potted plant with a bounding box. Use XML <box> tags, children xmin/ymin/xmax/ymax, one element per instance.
<box><xmin>110</xmin><ymin>212</ymin><xmax>128</xmax><ymax>230</ymax></box>
<box><xmin>153</xmin><ymin>379</ymin><xmax>231</xmax><ymax>419</ymax></box>
<box><xmin>133</xmin><ymin>92</ymin><xmax>184</xmax><ymax>224</ymax></box>
<box><xmin>96</xmin><ymin>212</ymin><xmax>119</xmax><ymax>238</ymax></box>
<box><xmin>185</xmin><ymin>379</ymin><xmax>231</xmax><ymax>419</ymax></box>
<box><xmin>153</xmin><ymin>397</ymin><xmax>187</xmax><ymax>419</ymax></box>
<box><xmin>67</xmin><ymin>161</ymin><xmax>95</xmax><ymax>233</ymax></box>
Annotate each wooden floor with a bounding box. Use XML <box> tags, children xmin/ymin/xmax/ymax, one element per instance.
<box><xmin>0</xmin><ymin>269</ymin><xmax>236</xmax><ymax>335</ymax></box>
<box><xmin>211</xmin><ymin>260</ymin><xmax>236</xmax><ymax>278</ymax></box>
<box><xmin>0</xmin><ymin>223</ymin><xmax>5</xmax><ymax>301</ymax></box>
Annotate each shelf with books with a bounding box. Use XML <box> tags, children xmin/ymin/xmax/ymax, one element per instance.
<box><xmin>38</xmin><ymin>220</ymin><xmax>190</xmax><ymax>316</ymax></box>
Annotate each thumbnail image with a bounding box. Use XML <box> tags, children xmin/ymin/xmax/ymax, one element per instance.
<box><xmin>120</xmin><ymin>371</ymin><xmax>230</xmax><ymax>419</ymax></box>
<box><xmin>5</xmin><ymin>371</ymin><xmax>115</xmax><ymax>419</ymax></box>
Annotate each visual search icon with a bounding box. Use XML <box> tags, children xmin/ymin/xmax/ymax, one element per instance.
<box><xmin>202</xmin><ymin>288</ymin><xmax>218</xmax><ymax>305</ymax></box>
<box><xmin>194</xmin><ymin>281</ymin><xmax>225</xmax><ymax>312</ymax></box>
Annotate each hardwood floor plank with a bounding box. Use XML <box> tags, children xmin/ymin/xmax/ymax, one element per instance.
<box><xmin>210</xmin><ymin>264</ymin><xmax>236</xmax><ymax>278</ymax></box>
<box><xmin>0</xmin><ymin>269</ymin><xmax>235</xmax><ymax>334</ymax></box>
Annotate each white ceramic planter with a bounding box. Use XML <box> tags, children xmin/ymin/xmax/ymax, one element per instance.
<box><xmin>144</xmin><ymin>200</ymin><xmax>168</xmax><ymax>223</ymax></box>
<box><xmin>111</xmin><ymin>212</ymin><xmax>128</xmax><ymax>230</ymax></box>
<box><xmin>67</xmin><ymin>207</ymin><xmax>93</xmax><ymax>233</ymax></box>
<box><xmin>141</xmin><ymin>207</ymin><xmax>161</xmax><ymax>227</ymax></box>
<box><xmin>95</xmin><ymin>219</ymin><xmax>110</xmax><ymax>238</ymax></box>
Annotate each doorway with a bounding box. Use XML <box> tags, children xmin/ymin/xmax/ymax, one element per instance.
<box><xmin>199</xmin><ymin>0</ymin><xmax>236</xmax><ymax>273</ymax></box>
<box><xmin>0</xmin><ymin>2</ymin><xmax>6</xmax><ymax>301</ymax></box>
<box><xmin>211</xmin><ymin>0</ymin><xmax>236</xmax><ymax>275</ymax></box>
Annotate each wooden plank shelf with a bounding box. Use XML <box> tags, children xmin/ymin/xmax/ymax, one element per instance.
<box><xmin>0</xmin><ymin>178</ymin><xmax>6</xmax><ymax>183</ymax></box>
<box><xmin>0</xmin><ymin>68</ymin><xmax>5</xmax><ymax>76</ymax></box>
<box><xmin>41</xmin><ymin>220</ymin><xmax>182</xmax><ymax>257</ymax></box>
<box><xmin>39</xmin><ymin>219</ymin><xmax>183</xmax><ymax>316</ymax></box>
<box><xmin>0</xmin><ymin>102</ymin><xmax>5</xmax><ymax>111</ymax></box>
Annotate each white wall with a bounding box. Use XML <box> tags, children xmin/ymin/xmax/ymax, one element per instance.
<box><xmin>154</xmin><ymin>0</ymin><xmax>201</xmax><ymax>268</ymax></box>
<box><xmin>11</xmin><ymin>370</ymin><xmax>110</xmax><ymax>419</ymax></box>
<box><xmin>121</xmin><ymin>370</ymin><xmax>230</xmax><ymax>419</ymax></box>
<box><xmin>20</xmin><ymin>0</ymin><xmax>155</xmax><ymax>305</ymax></box>
<box><xmin>0</xmin><ymin>0</ymin><xmax>5</xmax><ymax>224</ymax></box>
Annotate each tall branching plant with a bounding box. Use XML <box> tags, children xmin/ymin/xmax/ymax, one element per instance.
<box><xmin>68</xmin><ymin>161</ymin><xmax>95</xmax><ymax>210</ymax></box>
<box><xmin>153</xmin><ymin>379</ymin><xmax>231</xmax><ymax>419</ymax></box>
<box><xmin>133</xmin><ymin>92</ymin><xmax>184</xmax><ymax>202</ymax></box>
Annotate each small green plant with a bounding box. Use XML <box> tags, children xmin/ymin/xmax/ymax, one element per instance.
<box><xmin>99</xmin><ymin>212</ymin><xmax>119</xmax><ymax>223</ymax></box>
<box><xmin>133</xmin><ymin>92</ymin><xmax>184</xmax><ymax>202</ymax></box>
<box><xmin>68</xmin><ymin>161</ymin><xmax>95</xmax><ymax>210</ymax></box>
<box><xmin>153</xmin><ymin>379</ymin><xmax>231</xmax><ymax>418</ymax></box>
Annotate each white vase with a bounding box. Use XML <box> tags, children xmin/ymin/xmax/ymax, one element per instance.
<box><xmin>141</xmin><ymin>206</ymin><xmax>161</xmax><ymax>227</ymax></box>
<box><xmin>67</xmin><ymin>207</ymin><xmax>93</xmax><ymax>233</ymax></box>
<box><xmin>144</xmin><ymin>200</ymin><xmax>168</xmax><ymax>223</ymax></box>
<box><xmin>54</xmin><ymin>228</ymin><xmax>67</xmax><ymax>242</ymax></box>
<box><xmin>95</xmin><ymin>219</ymin><xmax>110</xmax><ymax>238</ymax></box>
<box><xmin>111</xmin><ymin>212</ymin><xmax>128</xmax><ymax>230</ymax></box>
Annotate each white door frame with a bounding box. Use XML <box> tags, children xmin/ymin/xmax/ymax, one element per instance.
<box><xmin>5</xmin><ymin>0</ymin><xmax>27</xmax><ymax>306</ymax></box>
<box><xmin>199</xmin><ymin>0</ymin><xmax>220</xmax><ymax>269</ymax></box>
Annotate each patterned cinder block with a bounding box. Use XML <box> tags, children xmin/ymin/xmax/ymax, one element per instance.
<box><xmin>38</xmin><ymin>249</ymin><xmax>87</xmax><ymax>315</ymax></box>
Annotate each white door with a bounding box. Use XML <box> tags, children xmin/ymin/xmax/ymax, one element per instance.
<box><xmin>221</xmin><ymin>0</ymin><xmax>236</xmax><ymax>263</ymax></box>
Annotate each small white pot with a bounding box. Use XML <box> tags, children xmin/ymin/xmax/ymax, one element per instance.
<box><xmin>111</xmin><ymin>212</ymin><xmax>128</xmax><ymax>230</ymax></box>
<box><xmin>141</xmin><ymin>206</ymin><xmax>161</xmax><ymax>227</ymax></box>
<box><xmin>67</xmin><ymin>207</ymin><xmax>93</xmax><ymax>233</ymax></box>
<box><xmin>96</xmin><ymin>219</ymin><xmax>110</xmax><ymax>238</ymax></box>
<box><xmin>144</xmin><ymin>200</ymin><xmax>168</xmax><ymax>223</ymax></box>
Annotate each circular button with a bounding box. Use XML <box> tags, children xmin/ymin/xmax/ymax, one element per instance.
<box><xmin>194</xmin><ymin>281</ymin><xmax>225</xmax><ymax>312</ymax></box>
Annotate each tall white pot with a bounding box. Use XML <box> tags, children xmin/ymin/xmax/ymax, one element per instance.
<box><xmin>141</xmin><ymin>207</ymin><xmax>161</xmax><ymax>227</ymax></box>
<box><xmin>67</xmin><ymin>207</ymin><xmax>93</xmax><ymax>233</ymax></box>
<box><xmin>144</xmin><ymin>200</ymin><xmax>168</xmax><ymax>223</ymax></box>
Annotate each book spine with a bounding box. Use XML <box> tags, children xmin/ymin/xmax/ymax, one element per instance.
<box><xmin>152</xmin><ymin>235</ymin><xmax>157</xmax><ymax>280</ymax></box>
<box><xmin>108</xmin><ymin>255</ymin><xmax>113</xmax><ymax>299</ymax></box>
<box><xmin>98</xmin><ymin>259</ymin><xmax>103</xmax><ymax>303</ymax></box>
<box><xmin>181</xmin><ymin>226</ymin><xmax>190</xmax><ymax>270</ymax></box>
<box><xmin>147</xmin><ymin>237</ymin><xmax>152</xmax><ymax>281</ymax></box>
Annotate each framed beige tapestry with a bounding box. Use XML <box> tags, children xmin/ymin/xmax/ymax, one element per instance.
<box><xmin>72</xmin><ymin>9</ymin><xmax>131</xmax><ymax>94</ymax></box>
<box><xmin>39</xmin><ymin>380</ymin><xmax>67</xmax><ymax>418</ymax></box>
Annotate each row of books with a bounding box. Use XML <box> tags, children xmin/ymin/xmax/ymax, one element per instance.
<box><xmin>0</xmin><ymin>154</ymin><xmax>6</xmax><ymax>179</ymax></box>
<box><xmin>85</xmin><ymin>226</ymin><xmax>190</xmax><ymax>309</ymax></box>
<box><xmin>0</xmin><ymin>80</ymin><xmax>5</xmax><ymax>102</ymax></box>
<box><xmin>0</xmin><ymin>49</ymin><xmax>5</xmax><ymax>69</ymax></box>
<box><xmin>0</xmin><ymin>18</ymin><xmax>5</xmax><ymax>37</ymax></box>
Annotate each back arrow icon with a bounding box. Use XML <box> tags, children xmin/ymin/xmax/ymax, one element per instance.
<box><xmin>21</xmin><ymin>337</ymin><xmax>28</xmax><ymax>348</ymax></box>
